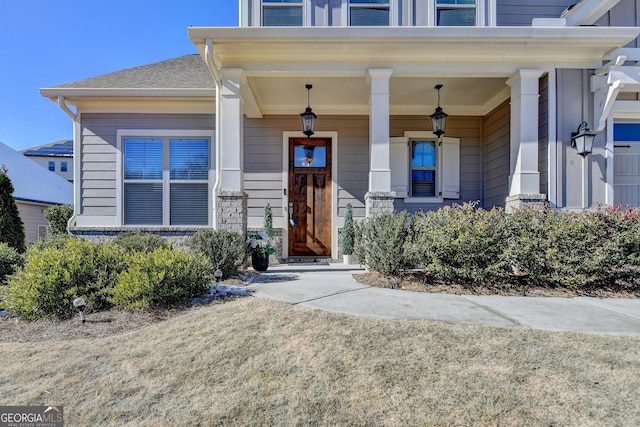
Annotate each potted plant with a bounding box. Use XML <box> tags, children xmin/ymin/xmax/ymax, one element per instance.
<box><xmin>342</xmin><ymin>202</ymin><xmax>354</xmax><ymax>264</ymax></box>
<box><xmin>247</xmin><ymin>231</ymin><xmax>276</xmax><ymax>272</ymax></box>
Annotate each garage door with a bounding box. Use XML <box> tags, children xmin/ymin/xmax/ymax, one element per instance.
<box><xmin>614</xmin><ymin>124</ymin><xmax>640</xmax><ymax>207</ymax></box>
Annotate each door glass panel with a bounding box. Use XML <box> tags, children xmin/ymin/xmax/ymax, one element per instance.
<box><xmin>294</xmin><ymin>145</ymin><xmax>326</xmax><ymax>167</ymax></box>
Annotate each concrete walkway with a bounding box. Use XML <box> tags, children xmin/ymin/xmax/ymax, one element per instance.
<box><xmin>246</xmin><ymin>263</ymin><xmax>640</xmax><ymax>336</ymax></box>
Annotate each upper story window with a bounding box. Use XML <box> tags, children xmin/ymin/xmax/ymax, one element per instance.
<box><xmin>349</xmin><ymin>0</ymin><xmax>390</xmax><ymax>26</ymax></box>
<box><xmin>263</xmin><ymin>0</ymin><xmax>303</xmax><ymax>26</ymax></box>
<box><xmin>48</xmin><ymin>161</ymin><xmax>55</xmax><ymax>171</ymax></box>
<box><xmin>61</xmin><ymin>161</ymin><xmax>68</xmax><ymax>172</ymax></box>
<box><xmin>436</xmin><ymin>0</ymin><xmax>477</xmax><ymax>26</ymax></box>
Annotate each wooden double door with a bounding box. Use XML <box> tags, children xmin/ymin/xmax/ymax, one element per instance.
<box><xmin>288</xmin><ymin>138</ymin><xmax>332</xmax><ymax>257</ymax></box>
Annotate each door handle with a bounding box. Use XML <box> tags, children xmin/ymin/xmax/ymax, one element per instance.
<box><xmin>288</xmin><ymin>203</ymin><xmax>295</xmax><ymax>226</ymax></box>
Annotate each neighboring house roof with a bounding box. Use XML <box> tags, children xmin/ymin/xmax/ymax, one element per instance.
<box><xmin>20</xmin><ymin>139</ymin><xmax>73</xmax><ymax>157</ymax></box>
<box><xmin>0</xmin><ymin>141</ymin><xmax>73</xmax><ymax>205</ymax></box>
<box><xmin>50</xmin><ymin>54</ymin><xmax>214</xmax><ymax>89</ymax></box>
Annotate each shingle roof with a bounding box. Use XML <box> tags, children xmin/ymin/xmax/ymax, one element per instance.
<box><xmin>52</xmin><ymin>54</ymin><xmax>214</xmax><ymax>89</ymax></box>
<box><xmin>0</xmin><ymin>141</ymin><xmax>73</xmax><ymax>205</ymax></box>
<box><xmin>21</xmin><ymin>139</ymin><xmax>73</xmax><ymax>157</ymax></box>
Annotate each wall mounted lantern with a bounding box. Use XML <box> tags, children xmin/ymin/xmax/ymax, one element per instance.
<box><xmin>430</xmin><ymin>84</ymin><xmax>448</xmax><ymax>139</ymax></box>
<box><xmin>300</xmin><ymin>84</ymin><xmax>317</xmax><ymax>138</ymax></box>
<box><xmin>571</xmin><ymin>121</ymin><xmax>596</xmax><ymax>157</ymax></box>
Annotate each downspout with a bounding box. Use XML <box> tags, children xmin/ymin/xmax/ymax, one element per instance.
<box><xmin>57</xmin><ymin>96</ymin><xmax>79</xmax><ymax>230</ymax></box>
<box><xmin>205</xmin><ymin>39</ymin><xmax>223</xmax><ymax>229</ymax></box>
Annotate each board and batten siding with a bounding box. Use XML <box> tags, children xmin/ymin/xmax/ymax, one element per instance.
<box><xmin>243</xmin><ymin>115</ymin><xmax>369</xmax><ymax>223</ymax></box>
<box><xmin>79</xmin><ymin>113</ymin><xmax>215</xmax><ymax>218</ymax></box>
<box><xmin>391</xmin><ymin>116</ymin><xmax>483</xmax><ymax>213</ymax></box>
<box><xmin>596</xmin><ymin>0</ymin><xmax>640</xmax><ymax>49</ymax></box>
<box><xmin>496</xmin><ymin>0</ymin><xmax>575</xmax><ymax>26</ymax></box>
<box><xmin>483</xmin><ymin>100</ymin><xmax>510</xmax><ymax>208</ymax></box>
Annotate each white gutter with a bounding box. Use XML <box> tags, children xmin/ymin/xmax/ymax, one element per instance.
<box><xmin>205</xmin><ymin>38</ymin><xmax>222</xmax><ymax>229</ymax></box>
<box><xmin>57</xmin><ymin>96</ymin><xmax>78</xmax><ymax>229</ymax></box>
<box><xmin>561</xmin><ymin>0</ymin><xmax>621</xmax><ymax>26</ymax></box>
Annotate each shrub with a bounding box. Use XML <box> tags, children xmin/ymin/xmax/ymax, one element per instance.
<box><xmin>189</xmin><ymin>229</ymin><xmax>246</xmax><ymax>279</ymax></box>
<box><xmin>1</xmin><ymin>238</ymin><xmax>126</xmax><ymax>320</ymax></box>
<box><xmin>43</xmin><ymin>204</ymin><xmax>74</xmax><ymax>236</ymax></box>
<box><xmin>341</xmin><ymin>203</ymin><xmax>355</xmax><ymax>256</ymax></box>
<box><xmin>108</xmin><ymin>248</ymin><xmax>211</xmax><ymax>309</ymax></box>
<box><xmin>113</xmin><ymin>231</ymin><xmax>171</xmax><ymax>253</ymax></box>
<box><xmin>0</xmin><ymin>165</ymin><xmax>26</xmax><ymax>253</ymax></box>
<box><xmin>0</xmin><ymin>242</ymin><xmax>24</xmax><ymax>285</ymax></box>
<box><xmin>354</xmin><ymin>211</ymin><xmax>412</xmax><ymax>276</ymax></box>
<box><xmin>406</xmin><ymin>203</ymin><xmax>506</xmax><ymax>284</ymax></box>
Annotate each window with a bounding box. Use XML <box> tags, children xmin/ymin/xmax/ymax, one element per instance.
<box><xmin>263</xmin><ymin>0</ymin><xmax>303</xmax><ymax>26</ymax></box>
<box><xmin>436</xmin><ymin>0</ymin><xmax>477</xmax><ymax>26</ymax></box>
<box><xmin>123</xmin><ymin>137</ymin><xmax>209</xmax><ymax>226</ymax></box>
<box><xmin>61</xmin><ymin>161</ymin><xmax>68</xmax><ymax>172</ymax></box>
<box><xmin>411</xmin><ymin>141</ymin><xmax>437</xmax><ymax>197</ymax></box>
<box><xmin>350</xmin><ymin>0</ymin><xmax>390</xmax><ymax>26</ymax></box>
<box><xmin>390</xmin><ymin>134</ymin><xmax>460</xmax><ymax>201</ymax></box>
<box><xmin>48</xmin><ymin>161</ymin><xmax>55</xmax><ymax>171</ymax></box>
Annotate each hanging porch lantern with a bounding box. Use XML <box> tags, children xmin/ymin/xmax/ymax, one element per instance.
<box><xmin>303</xmin><ymin>145</ymin><xmax>315</xmax><ymax>165</ymax></box>
<box><xmin>300</xmin><ymin>84</ymin><xmax>317</xmax><ymax>137</ymax></box>
<box><xmin>430</xmin><ymin>84</ymin><xmax>448</xmax><ymax>138</ymax></box>
<box><xmin>571</xmin><ymin>121</ymin><xmax>596</xmax><ymax>157</ymax></box>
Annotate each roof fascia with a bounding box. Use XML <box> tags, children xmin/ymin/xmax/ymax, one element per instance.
<box><xmin>561</xmin><ymin>0</ymin><xmax>621</xmax><ymax>26</ymax></box>
<box><xmin>39</xmin><ymin>88</ymin><xmax>216</xmax><ymax>99</ymax></box>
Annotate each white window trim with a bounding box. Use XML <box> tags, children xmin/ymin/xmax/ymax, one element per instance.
<box><xmin>346</xmin><ymin>0</ymin><xmax>394</xmax><ymax>27</ymax></box>
<box><xmin>427</xmin><ymin>0</ymin><xmax>487</xmax><ymax>27</ymax></box>
<box><xmin>261</xmin><ymin>0</ymin><xmax>306</xmax><ymax>26</ymax></box>
<box><xmin>116</xmin><ymin>129</ymin><xmax>215</xmax><ymax>227</ymax></box>
<box><xmin>404</xmin><ymin>131</ymin><xmax>443</xmax><ymax>203</ymax></box>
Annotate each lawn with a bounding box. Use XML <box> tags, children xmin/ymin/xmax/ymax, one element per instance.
<box><xmin>1</xmin><ymin>297</ymin><xmax>639</xmax><ymax>426</ymax></box>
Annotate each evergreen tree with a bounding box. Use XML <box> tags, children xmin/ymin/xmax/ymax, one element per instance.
<box><xmin>263</xmin><ymin>202</ymin><xmax>274</xmax><ymax>238</ymax></box>
<box><xmin>0</xmin><ymin>165</ymin><xmax>26</xmax><ymax>252</ymax></box>
<box><xmin>342</xmin><ymin>202</ymin><xmax>354</xmax><ymax>256</ymax></box>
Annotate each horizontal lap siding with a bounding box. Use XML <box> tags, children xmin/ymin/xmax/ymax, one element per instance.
<box><xmin>80</xmin><ymin>113</ymin><xmax>214</xmax><ymax>217</ymax></box>
<box><xmin>391</xmin><ymin>116</ymin><xmax>483</xmax><ymax>213</ymax></box>
<box><xmin>596</xmin><ymin>0</ymin><xmax>640</xmax><ymax>48</ymax></box>
<box><xmin>497</xmin><ymin>0</ymin><xmax>575</xmax><ymax>26</ymax></box>
<box><xmin>16</xmin><ymin>202</ymin><xmax>49</xmax><ymax>243</ymax></box>
<box><xmin>243</xmin><ymin>115</ymin><xmax>369</xmax><ymax>220</ymax></box>
<box><xmin>483</xmin><ymin>100</ymin><xmax>510</xmax><ymax>208</ymax></box>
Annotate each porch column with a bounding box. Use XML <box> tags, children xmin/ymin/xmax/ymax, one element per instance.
<box><xmin>366</xmin><ymin>68</ymin><xmax>394</xmax><ymax>218</ymax></box>
<box><xmin>505</xmin><ymin>69</ymin><xmax>546</xmax><ymax>212</ymax></box>
<box><xmin>217</xmin><ymin>68</ymin><xmax>247</xmax><ymax>235</ymax></box>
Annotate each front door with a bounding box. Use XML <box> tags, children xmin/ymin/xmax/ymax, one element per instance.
<box><xmin>288</xmin><ymin>138</ymin><xmax>332</xmax><ymax>256</ymax></box>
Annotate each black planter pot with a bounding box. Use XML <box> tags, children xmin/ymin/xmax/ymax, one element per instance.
<box><xmin>251</xmin><ymin>252</ymin><xmax>269</xmax><ymax>272</ymax></box>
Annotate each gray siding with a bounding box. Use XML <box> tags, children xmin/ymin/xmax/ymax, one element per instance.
<box><xmin>483</xmin><ymin>100</ymin><xmax>510</xmax><ymax>208</ymax></box>
<box><xmin>539</xmin><ymin>74</ymin><xmax>549</xmax><ymax>197</ymax></box>
<box><xmin>243</xmin><ymin>115</ymin><xmax>369</xmax><ymax>220</ymax></box>
<box><xmin>16</xmin><ymin>201</ymin><xmax>49</xmax><ymax>243</ymax></box>
<box><xmin>496</xmin><ymin>0</ymin><xmax>575</xmax><ymax>26</ymax></box>
<box><xmin>391</xmin><ymin>116</ymin><xmax>483</xmax><ymax>213</ymax></box>
<box><xmin>80</xmin><ymin>113</ymin><xmax>214</xmax><ymax>217</ymax></box>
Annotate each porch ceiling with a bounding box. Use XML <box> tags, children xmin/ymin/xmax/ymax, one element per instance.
<box><xmin>190</xmin><ymin>26</ymin><xmax>640</xmax><ymax>118</ymax></box>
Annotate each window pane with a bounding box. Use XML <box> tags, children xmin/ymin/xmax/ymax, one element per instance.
<box><xmin>48</xmin><ymin>161</ymin><xmax>55</xmax><ymax>171</ymax></box>
<box><xmin>170</xmin><ymin>183</ymin><xmax>208</xmax><ymax>225</ymax></box>
<box><xmin>61</xmin><ymin>161</ymin><xmax>68</xmax><ymax>172</ymax></box>
<box><xmin>263</xmin><ymin>0</ymin><xmax>302</xmax><ymax>3</ymax></box>
<box><xmin>124</xmin><ymin>139</ymin><xmax>163</xmax><ymax>180</ymax></box>
<box><xmin>412</xmin><ymin>171</ymin><xmax>436</xmax><ymax>197</ymax></box>
<box><xmin>437</xmin><ymin>0</ymin><xmax>475</xmax><ymax>4</ymax></box>
<box><xmin>263</xmin><ymin>6</ymin><xmax>303</xmax><ymax>26</ymax></box>
<box><xmin>411</xmin><ymin>141</ymin><xmax>436</xmax><ymax>168</ymax></box>
<box><xmin>350</xmin><ymin>0</ymin><xmax>389</xmax><ymax>3</ymax></box>
<box><xmin>438</xmin><ymin>8</ymin><xmax>476</xmax><ymax>26</ymax></box>
<box><xmin>125</xmin><ymin>183</ymin><xmax>162</xmax><ymax>225</ymax></box>
<box><xmin>294</xmin><ymin>145</ymin><xmax>326</xmax><ymax>167</ymax></box>
<box><xmin>170</xmin><ymin>139</ymin><xmax>209</xmax><ymax>180</ymax></box>
<box><xmin>350</xmin><ymin>7</ymin><xmax>389</xmax><ymax>26</ymax></box>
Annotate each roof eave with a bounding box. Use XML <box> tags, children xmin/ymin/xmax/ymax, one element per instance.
<box><xmin>39</xmin><ymin>87</ymin><xmax>216</xmax><ymax>99</ymax></box>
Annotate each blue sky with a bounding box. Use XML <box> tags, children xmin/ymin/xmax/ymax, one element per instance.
<box><xmin>0</xmin><ymin>1</ymin><xmax>238</xmax><ymax>151</ymax></box>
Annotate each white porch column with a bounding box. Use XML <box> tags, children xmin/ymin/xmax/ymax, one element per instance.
<box><xmin>505</xmin><ymin>69</ymin><xmax>546</xmax><ymax>212</ymax></box>
<box><xmin>217</xmin><ymin>68</ymin><xmax>246</xmax><ymax>234</ymax></box>
<box><xmin>365</xmin><ymin>69</ymin><xmax>394</xmax><ymax>217</ymax></box>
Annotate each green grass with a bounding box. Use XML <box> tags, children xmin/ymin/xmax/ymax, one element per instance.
<box><xmin>1</xmin><ymin>298</ymin><xmax>639</xmax><ymax>426</ymax></box>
